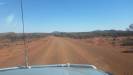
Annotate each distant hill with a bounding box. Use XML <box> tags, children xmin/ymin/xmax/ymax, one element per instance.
<box><xmin>0</xmin><ymin>30</ymin><xmax>133</xmax><ymax>39</ymax></box>
<box><xmin>52</xmin><ymin>30</ymin><xmax>133</xmax><ymax>38</ymax></box>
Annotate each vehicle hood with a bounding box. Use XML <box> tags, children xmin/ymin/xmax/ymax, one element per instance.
<box><xmin>0</xmin><ymin>64</ymin><xmax>108</xmax><ymax>75</ymax></box>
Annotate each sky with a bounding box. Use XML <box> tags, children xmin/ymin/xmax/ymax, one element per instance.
<box><xmin>0</xmin><ymin>0</ymin><xmax>133</xmax><ymax>33</ymax></box>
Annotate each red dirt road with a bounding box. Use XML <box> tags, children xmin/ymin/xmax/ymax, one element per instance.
<box><xmin>0</xmin><ymin>36</ymin><xmax>133</xmax><ymax>75</ymax></box>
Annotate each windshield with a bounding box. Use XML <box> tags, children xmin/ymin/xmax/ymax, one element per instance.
<box><xmin>0</xmin><ymin>0</ymin><xmax>133</xmax><ymax>75</ymax></box>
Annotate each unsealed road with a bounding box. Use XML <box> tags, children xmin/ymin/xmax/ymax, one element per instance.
<box><xmin>0</xmin><ymin>36</ymin><xmax>133</xmax><ymax>75</ymax></box>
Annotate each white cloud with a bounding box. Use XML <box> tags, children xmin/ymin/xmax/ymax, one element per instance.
<box><xmin>6</xmin><ymin>14</ymin><xmax>15</xmax><ymax>24</ymax></box>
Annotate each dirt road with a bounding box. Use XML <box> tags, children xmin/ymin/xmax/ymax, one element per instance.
<box><xmin>0</xmin><ymin>36</ymin><xmax>133</xmax><ymax>75</ymax></box>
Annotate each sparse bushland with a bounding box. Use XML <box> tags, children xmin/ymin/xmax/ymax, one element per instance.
<box><xmin>52</xmin><ymin>30</ymin><xmax>133</xmax><ymax>39</ymax></box>
<box><xmin>121</xmin><ymin>38</ymin><xmax>133</xmax><ymax>46</ymax></box>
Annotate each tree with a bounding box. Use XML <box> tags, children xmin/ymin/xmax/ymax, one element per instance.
<box><xmin>128</xmin><ymin>24</ymin><xmax>133</xmax><ymax>31</ymax></box>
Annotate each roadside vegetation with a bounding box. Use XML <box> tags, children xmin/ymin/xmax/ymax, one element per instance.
<box><xmin>0</xmin><ymin>24</ymin><xmax>133</xmax><ymax>47</ymax></box>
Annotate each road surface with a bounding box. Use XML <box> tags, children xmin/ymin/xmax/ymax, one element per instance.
<box><xmin>0</xmin><ymin>36</ymin><xmax>133</xmax><ymax>75</ymax></box>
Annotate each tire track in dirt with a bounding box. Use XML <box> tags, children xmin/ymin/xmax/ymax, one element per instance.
<box><xmin>32</xmin><ymin>37</ymin><xmax>72</xmax><ymax>64</ymax></box>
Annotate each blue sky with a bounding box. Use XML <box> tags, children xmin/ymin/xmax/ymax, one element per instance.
<box><xmin>0</xmin><ymin>0</ymin><xmax>133</xmax><ymax>32</ymax></box>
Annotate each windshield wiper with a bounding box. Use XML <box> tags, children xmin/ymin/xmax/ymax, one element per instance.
<box><xmin>0</xmin><ymin>67</ymin><xmax>22</xmax><ymax>71</ymax></box>
<box><xmin>0</xmin><ymin>64</ymin><xmax>97</xmax><ymax>71</ymax></box>
<box><xmin>32</xmin><ymin>64</ymin><xmax>97</xmax><ymax>69</ymax></box>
